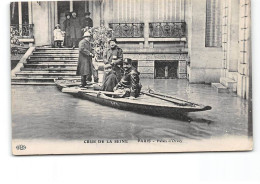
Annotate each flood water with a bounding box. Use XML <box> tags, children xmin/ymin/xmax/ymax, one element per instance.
<box><xmin>12</xmin><ymin>79</ymin><xmax>249</xmax><ymax>141</ymax></box>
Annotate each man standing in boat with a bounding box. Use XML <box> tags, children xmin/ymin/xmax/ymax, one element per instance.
<box><xmin>77</xmin><ymin>31</ymin><xmax>94</xmax><ymax>87</ymax></box>
<box><xmin>114</xmin><ymin>58</ymin><xmax>142</xmax><ymax>98</ymax></box>
<box><xmin>103</xmin><ymin>38</ymin><xmax>123</xmax><ymax>81</ymax></box>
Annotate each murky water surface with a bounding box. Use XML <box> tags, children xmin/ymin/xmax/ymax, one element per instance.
<box><xmin>12</xmin><ymin>79</ymin><xmax>249</xmax><ymax>141</ymax></box>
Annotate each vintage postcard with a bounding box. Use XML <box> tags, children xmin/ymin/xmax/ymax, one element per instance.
<box><xmin>11</xmin><ymin>0</ymin><xmax>252</xmax><ymax>155</ymax></box>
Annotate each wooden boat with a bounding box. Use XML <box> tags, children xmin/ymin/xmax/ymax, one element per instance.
<box><xmin>55</xmin><ymin>79</ymin><xmax>212</xmax><ymax>117</ymax></box>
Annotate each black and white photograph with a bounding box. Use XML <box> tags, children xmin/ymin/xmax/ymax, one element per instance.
<box><xmin>10</xmin><ymin>0</ymin><xmax>252</xmax><ymax>155</ymax></box>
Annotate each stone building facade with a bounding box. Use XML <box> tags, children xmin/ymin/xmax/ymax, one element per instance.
<box><xmin>10</xmin><ymin>0</ymin><xmax>251</xmax><ymax>99</ymax></box>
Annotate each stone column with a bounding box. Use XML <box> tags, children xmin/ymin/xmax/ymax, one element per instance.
<box><xmin>70</xmin><ymin>0</ymin><xmax>73</xmax><ymax>11</ymax></box>
<box><xmin>143</xmin><ymin>0</ymin><xmax>150</xmax><ymax>48</ymax></box>
<box><xmin>18</xmin><ymin>2</ymin><xmax>22</xmax><ymax>36</ymax></box>
<box><xmin>54</xmin><ymin>1</ymin><xmax>58</xmax><ymax>25</ymax></box>
<box><xmin>28</xmin><ymin>1</ymin><xmax>32</xmax><ymax>24</ymax></box>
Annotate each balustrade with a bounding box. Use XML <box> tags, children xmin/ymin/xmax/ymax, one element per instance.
<box><xmin>10</xmin><ymin>24</ymin><xmax>34</xmax><ymax>38</ymax></box>
<box><xmin>149</xmin><ymin>22</ymin><xmax>186</xmax><ymax>38</ymax></box>
<box><xmin>108</xmin><ymin>23</ymin><xmax>144</xmax><ymax>38</ymax></box>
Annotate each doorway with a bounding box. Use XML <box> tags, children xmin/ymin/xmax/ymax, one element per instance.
<box><xmin>155</xmin><ymin>61</ymin><xmax>178</xmax><ymax>79</ymax></box>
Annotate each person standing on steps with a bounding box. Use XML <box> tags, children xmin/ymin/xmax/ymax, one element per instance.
<box><xmin>63</xmin><ymin>12</ymin><xmax>71</xmax><ymax>48</ymax></box>
<box><xmin>77</xmin><ymin>32</ymin><xmax>94</xmax><ymax>87</ymax></box>
<box><xmin>69</xmin><ymin>11</ymin><xmax>81</xmax><ymax>49</ymax></box>
<box><xmin>81</xmin><ymin>12</ymin><xmax>93</xmax><ymax>34</ymax></box>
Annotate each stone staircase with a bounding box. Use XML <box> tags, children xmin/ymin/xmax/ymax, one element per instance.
<box><xmin>212</xmin><ymin>77</ymin><xmax>237</xmax><ymax>93</ymax></box>
<box><xmin>11</xmin><ymin>47</ymin><xmax>80</xmax><ymax>85</ymax></box>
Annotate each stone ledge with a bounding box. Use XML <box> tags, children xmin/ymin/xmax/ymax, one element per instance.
<box><xmin>117</xmin><ymin>38</ymin><xmax>145</xmax><ymax>42</ymax></box>
<box><xmin>148</xmin><ymin>37</ymin><xmax>187</xmax><ymax>42</ymax></box>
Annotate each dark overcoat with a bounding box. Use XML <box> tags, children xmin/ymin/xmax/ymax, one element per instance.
<box><xmin>81</xmin><ymin>17</ymin><xmax>93</xmax><ymax>28</ymax></box>
<box><xmin>76</xmin><ymin>39</ymin><xmax>93</xmax><ymax>76</ymax></box>
<box><xmin>103</xmin><ymin>46</ymin><xmax>123</xmax><ymax>80</ymax></box>
<box><xmin>63</xmin><ymin>19</ymin><xmax>71</xmax><ymax>47</ymax></box>
<box><xmin>69</xmin><ymin>17</ymin><xmax>81</xmax><ymax>39</ymax></box>
<box><xmin>101</xmin><ymin>71</ymin><xmax>118</xmax><ymax>92</ymax></box>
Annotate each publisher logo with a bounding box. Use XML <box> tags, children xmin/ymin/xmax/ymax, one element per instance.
<box><xmin>16</xmin><ymin>145</ymin><xmax>26</xmax><ymax>151</ymax></box>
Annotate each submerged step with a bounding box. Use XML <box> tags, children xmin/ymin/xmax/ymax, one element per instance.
<box><xmin>220</xmin><ymin>77</ymin><xmax>237</xmax><ymax>92</ymax></box>
<box><xmin>11</xmin><ymin>82</ymin><xmax>56</xmax><ymax>85</ymax></box>
<box><xmin>211</xmin><ymin>83</ymin><xmax>229</xmax><ymax>93</ymax></box>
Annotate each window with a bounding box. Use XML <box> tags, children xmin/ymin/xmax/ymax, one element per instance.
<box><xmin>205</xmin><ymin>0</ymin><xmax>222</xmax><ymax>47</ymax></box>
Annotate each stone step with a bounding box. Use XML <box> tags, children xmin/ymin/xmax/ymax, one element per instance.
<box><xmin>36</xmin><ymin>47</ymin><xmax>79</xmax><ymax>50</ymax></box>
<box><xmin>21</xmin><ymin>68</ymin><xmax>77</xmax><ymax>72</ymax></box>
<box><xmin>211</xmin><ymin>83</ymin><xmax>230</xmax><ymax>93</ymax></box>
<box><xmin>32</xmin><ymin>53</ymin><xmax>79</xmax><ymax>56</ymax></box>
<box><xmin>33</xmin><ymin>51</ymin><xmax>79</xmax><ymax>54</ymax></box>
<box><xmin>11</xmin><ymin>82</ymin><xmax>56</xmax><ymax>85</ymax></box>
<box><xmin>12</xmin><ymin>77</ymin><xmax>55</xmax><ymax>83</ymax></box>
<box><xmin>21</xmin><ymin>65</ymin><xmax>77</xmax><ymax>71</ymax></box>
<box><xmin>28</xmin><ymin>58</ymin><xmax>78</xmax><ymax>62</ymax></box>
<box><xmin>24</xmin><ymin>63</ymin><xmax>77</xmax><ymax>68</ymax></box>
<box><xmin>220</xmin><ymin>77</ymin><xmax>237</xmax><ymax>92</ymax></box>
<box><xmin>29</xmin><ymin>55</ymin><xmax>78</xmax><ymax>59</ymax></box>
<box><xmin>12</xmin><ymin>76</ymin><xmax>80</xmax><ymax>82</ymax></box>
<box><xmin>16</xmin><ymin>72</ymin><xmax>77</xmax><ymax>78</ymax></box>
<box><xmin>27</xmin><ymin>59</ymin><xmax>77</xmax><ymax>63</ymax></box>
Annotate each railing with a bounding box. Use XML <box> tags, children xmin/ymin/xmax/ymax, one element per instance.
<box><xmin>108</xmin><ymin>23</ymin><xmax>144</xmax><ymax>38</ymax></box>
<box><xmin>10</xmin><ymin>24</ymin><xmax>34</xmax><ymax>38</ymax></box>
<box><xmin>149</xmin><ymin>22</ymin><xmax>186</xmax><ymax>38</ymax></box>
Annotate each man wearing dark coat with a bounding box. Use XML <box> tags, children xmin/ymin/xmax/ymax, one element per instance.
<box><xmin>76</xmin><ymin>32</ymin><xmax>94</xmax><ymax>87</ymax></box>
<box><xmin>114</xmin><ymin>58</ymin><xmax>142</xmax><ymax>98</ymax></box>
<box><xmin>63</xmin><ymin>12</ymin><xmax>71</xmax><ymax>47</ymax></box>
<box><xmin>70</xmin><ymin>11</ymin><xmax>82</xmax><ymax>48</ymax></box>
<box><xmin>100</xmin><ymin>64</ymin><xmax>118</xmax><ymax>92</ymax></box>
<box><xmin>93</xmin><ymin>64</ymin><xmax>118</xmax><ymax>92</ymax></box>
<box><xmin>81</xmin><ymin>12</ymin><xmax>93</xmax><ymax>33</ymax></box>
<box><xmin>103</xmin><ymin>38</ymin><xmax>123</xmax><ymax>81</ymax></box>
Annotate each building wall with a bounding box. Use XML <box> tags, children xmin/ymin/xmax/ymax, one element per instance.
<box><xmin>32</xmin><ymin>1</ymin><xmax>56</xmax><ymax>46</ymax></box>
<box><xmin>102</xmin><ymin>0</ymin><xmax>188</xmax><ymax>79</ymax></box>
<box><xmin>220</xmin><ymin>0</ymin><xmax>250</xmax><ymax>99</ymax></box>
<box><xmin>237</xmin><ymin>0</ymin><xmax>250</xmax><ymax>99</ymax></box>
<box><xmin>187</xmin><ymin>0</ymin><xmax>223</xmax><ymax>83</ymax></box>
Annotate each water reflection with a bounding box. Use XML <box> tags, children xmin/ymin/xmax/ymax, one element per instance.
<box><xmin>12</xmin><ymin>79</ymin><xmax>249</xmax><ymax>141</ymax></box>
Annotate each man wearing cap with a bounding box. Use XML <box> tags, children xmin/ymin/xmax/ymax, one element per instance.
<box><xmin>81</xmin><ymin>12</ymin><xmax>93</xmax><ymax>32</ymax></box>
<box><xmin>103</xmin><ymin>38</ymin><xmax>123</xmax><ymax>81</ymax></box>
<box><xmin>77</xmin><ymin>31</ymin><xmax>94</xmax><ymax>87</ymax></box>
<box><xmin>114</xmin><ymin>58</ymin><xmax>142</xmax><ymax>98</ymax></box>
<box><xmin>69</xmin><ymin>11</ymin><xmax>81</xmax><ymax>48</ymax></box>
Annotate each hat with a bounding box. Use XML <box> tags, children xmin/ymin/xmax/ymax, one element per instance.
<box><xmin>55</xmin><ymin>24</ymin><xmax>61</xmax><ymax>29</ymax></box>
<box><xmin>108</xmin><ymin>37</ymin><xmax>117</xmax><ymax>44</ymax></box>
<box><xmin>82</xmin><ymin>31</ymin><xmax>91</xmax><ymax>38</ymax></box>
<box><xmin>65</xmin><ymin>12</ymin><xmax>71</xmax><ymax>17</ymax></box>
<box><xmin>84</xmin><ymin>12</ymin><xmax>91</xmax><ymax>16</ymax></box>
<box><xmin>104</xmin><ymin>64</ymin><xmax>112</xmax><ymax>69</ymax></box>
<box><xmin>123</xmin><ymin>58</ymin><xmax>132</xmax><ymax>65</ymax></box>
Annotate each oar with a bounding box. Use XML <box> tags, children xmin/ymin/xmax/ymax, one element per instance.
<box><xmin>62</xmin><ymin>87</ymin><xmax>124</xmax><ymax>97</ymax></box>
<box><xmin>141</xmin><ymin>92</ymin><xmax>189</xmax><ymax>106</ymax></box>
<box><xmin>147</xmin><ymin>90</ymin><xmax>199</xmax><ymax>106</ymax></box>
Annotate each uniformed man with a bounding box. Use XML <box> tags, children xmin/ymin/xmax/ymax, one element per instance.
<box><xmin>103</xmin><ymin>38</ymin><xmax>123</xmax><ymax>81</ymax></box>
<box><xmin>114</xmin><ymin>58</ymin><xmax>142</xmax><ymax>98</ymax></box>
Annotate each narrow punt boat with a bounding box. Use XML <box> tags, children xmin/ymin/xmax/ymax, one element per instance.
<box><xmin>55</xmin><ymin>79</ymin><xmax>212</xmax><ymax>117</ymax></box>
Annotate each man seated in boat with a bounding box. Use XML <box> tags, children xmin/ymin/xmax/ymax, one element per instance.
<box><xmin>94</xmin><ymin>64</ymin><xmax>118</xmax><ymax>92</ymax></box>
<box><xmin>113</xmin><ymin>58</ymin><xmax>142</xmax><ymax>98</ymax></box>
